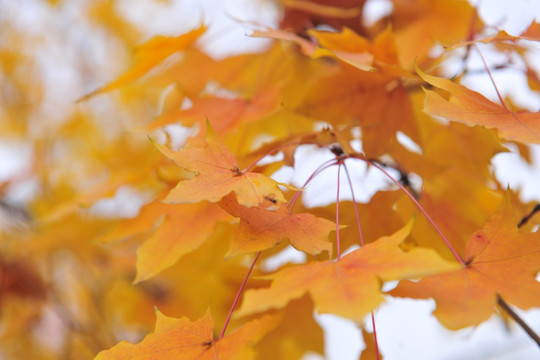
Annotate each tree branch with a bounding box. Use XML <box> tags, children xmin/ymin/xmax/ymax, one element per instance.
<box><xmin>517</xmin><ymin>204</ymin><xmax>540</xmax><ymax>228</ymax></box>
<box><xmin>496</xmin><ymin>294</ymin><xmax>540</xmax><ymax>348</ymax></box>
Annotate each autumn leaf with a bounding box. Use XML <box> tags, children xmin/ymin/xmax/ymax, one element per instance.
<box><xmin>307</xmin><ymin>25</ymin><xmax>413</xmax><ymax>77</ymax></box>
<box><xmin>519</xmin><ymin>20</ymin><xmax>540</xmax><ymax>41</ymax></box>
<box><xmin>360</xmin><ymin>328</ymin><xmax>382</xmax><ymax>360</ymax></box>
<box><xmin>304</xmin><ymin>191</ymin><xmax>407</xmax><ymax>253</ymax></box>
<box><xmin>148</xmin><ymin>86</ymin><xmax>281</xmax><ymax>135</ymax></box>
<box><xmin>250</xmin><ymin>27</ymin><xmax>319</xmax><ymax>57</ymax></box>
<box><xmin>155</xmin><ymin>122</ymin><xmax>285</xmax><ymax>207</ymax></box>
<box><xmin>134</xmin><ymin>202</ymin><xmax>231</xmax><ymax>282</ymax></box>
<box><xmin>255</xmin><ymin>295</ymin><xmax>324</xmax><ymax>360</ymax></box>
<box><xmin>100</xmin><ymin>199</ymin><xmax>232</xmax><ymax>282</ymax></box>
<box><xmin>220</xmin><ymin>193</ymin><xmax>334</xmax><ymax>256</ymax></box>
<box><xmin>236</xmin><ymin>221</ymin><xmax>460</xmax><ymax>320</ymax></box>
<box><xmin>441</xmin><ymin>20</ymin><xmax>540</xmax><ymax>50</ymax></box>
<box><xmin>390</xmin><ymin>0</ymin><xmax>481</xmax><ymax>68</ymax></box>
<box><xmin>251</xmin><ymin>26</ymin><xmax>376</xmax><ymax>72</ymax></box>
<box><xmin>94</xmin><ymin>310</ymin><xmax>281</xmax><ymax>360</ymax></box>
<box><xmin>443</xmin><ymin>30</ymin><xmax>521</xmax><ymax>50</ymax></box>
<box><xmin>418</xmin><ymin>65</ymin><xmax>540</xmax><ymax>144</ymax></box>
<box><xmin>389</xmin><ymin>193</ymin><xmax>540</xmax><ymax>329</ymax></box>
<box><xmin>279</xmin><ymin>0</ymin><xmax>368</xmax><ymax>35</ymax></box>
<box><xmin>281</xmin><ymin>0</ymin><xmax>362</xmax><ymax>19</ymax></box>
<box><xmin>296</xmin><ymin>70</ymin><xmax>419</xmax><ymax>157</ymax></box>
<box><xmin>79</xmin><ymin>25</ymin><xmax>206</xmax><ymax>100</ymax></box>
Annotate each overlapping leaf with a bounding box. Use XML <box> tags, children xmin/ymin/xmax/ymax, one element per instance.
<box><xmin>148</xmin><ymin>87</ymin><xmax>281</xmax><ymax>135</ymax></box>
<box><xmin>255</xmin><ymin>296</ymin><xmax>324</xmax><ymax>360</ymax></box>
<box><xmin>251</xmin><ymin>26</ymin><xmax>376</xmax><ymax>72</ymax></box>
<box><xmin>236</xmin><ymin>221</ymin><xmax>460</xmax><ymax>320</ymax></box>
<box><xmin>219</xmin><ymin>193</ymin><xmax>334</xmax><ymax>256</ymax></box>
<box><xmin>100</xmin><ymin>200</ymin><xmax>232</xmax><ymax>282</ymax></box>
<box><xmin>95</xmin><ymin>310</ymin><xmax>281</xmax><ymax>360</ymax></box>
<box><xmin>390</xmin><ymin>194</ymin><xmax>540</xmax><ymax>329</ymax></box>
<box><xmin>155</xmin><ymin>123</ymin><xmax>285</xmax><ymax>207</ymax></box>
<box><xmin>418</xmin><ymin>66</ymin><xmax>540</xmax><ymax>144</ymax></box>
<box><xmin>80</xmin><ymin>25</ymin><xmax>206</xmax><ymax>100</ymax></box>
<box><xmin>390</xmin><ymin>0</ymin><xmax>481</xmax><ymax>68</ymax></box>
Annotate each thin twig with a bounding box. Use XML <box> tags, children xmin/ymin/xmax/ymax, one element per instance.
<box><xmin>335</xmin><ymin>163</ymin><xmax>342</xmax><ymax>260</ymax></box>
<box><xmin>517</xmin><ymin>204</ymin><xmax>540</xmax><ymax>228</ymax></box>
<box><xmin>362</xmin><ymin>158</ymin><xmax>466</xmax><ymax>266</ymax></box>
<box><xmin>219</xmin><ymin>252</ymin><xmax>261</xmax><ymax>340</ymax></box>
<box><xmin>496</xmin><ymin>294</ymin><xmax>540</xmax><ymax>347</ymax></box>
<box><xmin>370</xmin><ymin>312</ymin><xmax>380</xmax><ymax>360</ymax></box>
<box><xmin>343</xmin><ymin>162</ymin><xmax>364</xmax><ymax>246</ymax></box>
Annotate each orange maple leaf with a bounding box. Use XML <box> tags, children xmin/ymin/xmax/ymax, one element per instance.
<box><xmin>281</xmin><ymin>0</ymin><xmax>362</xmax><ymax>19</ymax></box>
<box><xmin>389</xmin><ymin>193</ymin><xmax>540</xmax><ymax>329</ymax></box>
<box><xmin>236</xmin><ymin>221</ymin><xmax>460</xmax><ymax>320</ymax></box>
<box><xmin>94</xmin><ymin>310</ymin><xmax>281</xmax><ymax>360</ymax></box>
<box><xmin>251</xmin><ymin>26</ymin><xmax>376</xmax><ymax>72</ymax></box>
<box><xmin>148</xmin><ymin>87</ymin><xmax>281</xmax><ymax>135</ymax></box>
<box><xmin>100</xmin><ymin>200</ymin><xmax>231</xmax><ymax>282</ymax></box>
<box><xmin>307</xmin><ymin>25</ymin><xmax>414</xmax><ymax>78</ymax></box>
<box><xmin>134</xmin><ymin>202</ymin><xmax>231</xmax><ymax>283</ymax></box>
<box><xmin>220</xmin><ymin>194</ymin><xmax>334</xmax><ymax>256</ymax></box>
<box><xmin>418</xmin><ymin>66</ymin><xmax>540</xmax><ymax>144</ymax></box>
<box><xmin>520</xmin><ymin>20</ymin><xmax>540</xmax><ymax>41</ymax></box>
<box><xmin>360</xmin><ymin>328</ymin><xmax>382</xmax><ymax>360</ymax></box>
<box><xmin>80</xmin><ymin>25</ymin><xmax>206</xmax><ymax>100</ymax></box>
<box><xmin>155</xmin><ymin>123</ymin><xmax>285</xmax><ymax>208</ymax></box>
<box><xmin>443</xmin><ymin>20</ymin><xmax>540</xmax><ymax>50</ymax></box>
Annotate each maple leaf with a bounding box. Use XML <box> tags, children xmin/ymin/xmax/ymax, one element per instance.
<box><xmin>220</xmin><ymin>193</ymin><xmax>334</xmax><ymax>256</ymax></box>
<box><xmin>307</xmin><ymin>191</ymin><xmax>406</xmax><ymax>251</ymax></box>
<box><xmin>389</xmin><ymin>193</ymin><xmax>540</xmax><ymax>329</ymax></box>
<box><xmin>417</xmin><ymin>66</ymin><xmax>540</xmax><ymax>144</ymax></box>
<box><xmin>440</xmin><ymin>20</ymin><xmax>540</xmax><ymax>50</ymax></box>
<box><xmin>255</xmin><ymin>295</ymin><xmax>324</xmax><ymax>360</ymax></box>
<box><xmin>390</xmin><ymin>0</ymin><xmax>481</xmax><ymax>68</ymax></box>
<box><xmin>155</xmin><ymin>123</ymin><xmax>285</xmax><ymax>207</ymax></box>
<box><xmin>251</xmin><ymin>26</ymin><xmax>376</xmax><ymax>72</ymax></box>
<box><xmin>281</xmin><ymin>0</ymin><xmax>362</xmax><ymax>19</ymax></box>
<box><xmin>520</xmin><ymin>20</ymin><xmax>540</xmax><ymax>41</ymax></box>
<box><xmin>395</xmin><ymin>167</ymin><xmax>503</xmax><ymax>260</ymax></box>
<box><xmin>148</xmin><ymin>86</ymin><xmax>281</xmax><ymax>135</ymax></box>
<box><xmin>236</xmin><ymin>221</ymin><xmax>460</xmax><ymax>320</ymax></box>
<box><xmin>360</xmin><ymin>328</ymin><xmax>382</xmax><ymax>360</ymax></box>
<box><xmin>279</xmin><ymin>0</ymin><xmax>368</xmax><ymax>35</ymax></box>
<box><xmin>94</xmin><ymin>310</ymin><xmax>281</xmax><ymax>360</ymax></box>
<box><xmin>79</xmin><ymin>25</ymin><xmax>206</xmax><ymax>100</ymax></box>
<box><xmin>307</xmin><ymin>25</ymin><xmax>413</xmax><ymax>78</ymax></box>
<box><xmin>296</xmin><ymin>69</ymin><xmax>419</xmax><ymax>157</ymax></box>
<box><xmin>135</xmin><ymin>202</ymin><xmax>231</xmax><ymax>283</ymax></box>
<box><xmin>100</xmin><ymin>200</ymin><xmax>232</xmax><ymax>282</ymax></box>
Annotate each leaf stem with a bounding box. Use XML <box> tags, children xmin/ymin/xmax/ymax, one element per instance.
<box><xmin>371</xmin><ymin>312</ymin><xmax>381</xmax><ymax>360</ymax></box>
<box><xmin>343</xmin><ymin>159</ymin><xmax>378</xmax><ymax>355</ymax></box>
<box><xmin>361</xmin><ymin>158</ymin><xmax>466</xmax><ymax>266</ymax></box>
<box><xmin>287</xmin><ymin>158</ymin><xmax>337</xmax><ymax>215</ymax></box>
<box><xmin>343</xmin><ymin>162</ymin><xmax>364</xmax><ymax>246</ymax></box>
<box><xmin>497</xmin><ymin>294</ymin><xmax>540</xmax><ymax>347</ymax></box>
<box><xmin>517</xmin><ymin>203</ymin><xmax>540</xmax><ymax>228</ymax></box>
<box><xmin>335</xmin><ymin>163</ymin><xmax>342</xmax><ymax>260</ymax></box>
<box><xmin>219</xmin><ymin>251</ymin><xmax>261</xmax><ymax>340</ymax></box>
<box><xmin>244</xmin><ymin>142</ymin><xmax>302</xmax><ymax>173</ymax></box>
<box><xmin>474</xmin><ymin>44</ymin><xmax>508</xmax><ymax>111</ymax></box>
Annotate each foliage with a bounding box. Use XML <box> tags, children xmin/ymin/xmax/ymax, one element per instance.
<box><xmin>0</xmin><ymin>0</ymin><xmax>539</xmax><ymax>359</ymax></box>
